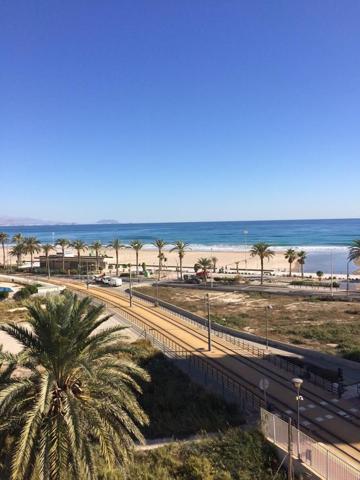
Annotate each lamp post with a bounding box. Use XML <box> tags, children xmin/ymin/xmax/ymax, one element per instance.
<box><xmin>129</xmin><ymin>263</ymin><xmax>133</xmax><ymax>307</ymax></box>
<box><xmin>347</xmin><ymin>259</ymin><xmax>351</xmax><ymax>297</ymax></box>
<box><xmin>205</xmin><ymin>293</ymin><xmax>212</xmax><ymax>351</ymax></box>
<box><xmin>243</xmin><ymin>230</ymin><xmax>248</xmax><ymax>270</ymax></box>
<box><xmin>265</xmin><ymin>304</ymin><xmax>272</xmax><ymax>350</ymax></box>
<box><xmin>291</xmin><ymin>377</ymin><xmax>304</xmax><ymax>458</ymax></box>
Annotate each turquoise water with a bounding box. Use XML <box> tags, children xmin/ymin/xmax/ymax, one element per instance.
<box><xmin>1</xmin><ymin>218</ymin><xmax>359</xmax><ymax>273</ymax></box>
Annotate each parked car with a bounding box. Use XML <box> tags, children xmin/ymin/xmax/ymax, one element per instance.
<box><xmin>108</xmin><ymin>277</ymin><xmax>122</xmax><ymax>287</ymax></box>
<box><xmin>102</xmin><ymin>276</ymin><xmax>111</xmax><ymax>285</ymax></box>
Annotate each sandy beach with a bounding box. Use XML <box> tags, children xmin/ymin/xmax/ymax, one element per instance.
<box><xmin>3</xmin><ymin>245</ymin><xmax>295</xmax><ymax>273</ymax></box>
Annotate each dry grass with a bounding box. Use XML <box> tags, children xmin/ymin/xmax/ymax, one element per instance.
<box><xmin>0</xmin><ymin>300</ymin><xmax>28</xmax><ymax>324</ymax></box>
<box><xmin>136</xmin><ymin>286</ymin><xmax>360</xmax><ymax>357</ymax></box>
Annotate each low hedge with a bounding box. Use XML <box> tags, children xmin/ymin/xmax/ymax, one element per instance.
<box><xmin>13</xmin><ymin>284</ymin><xmax>38</xmax><ymax>301</ymax></box>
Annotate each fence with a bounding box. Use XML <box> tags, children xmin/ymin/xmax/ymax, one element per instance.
<box><xmin>131</xmin><ymin>289</ymin><xmax>338</xmax><ymax>393</ymax></box>
<box><xmin>106</xmin><ymin>302</ymin><xmax>264</xmax><ymax>412</ymax></box>
<box><xmin>261</xmin><ymin>408</ymin><xmax>360</xmax><ymax>480</ymax></box>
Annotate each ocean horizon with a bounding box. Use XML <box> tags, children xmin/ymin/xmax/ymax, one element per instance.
<box><xmin>1</xmin><ymin>218</ymin><xmax>359</xmax><ymax>274</ymax></box>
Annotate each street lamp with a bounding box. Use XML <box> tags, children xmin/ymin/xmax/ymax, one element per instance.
<box><xmin>265</xmin><ymin>304</ymin><xmax>272</xmax><ymax>350</ymax></box>
<box><xmin>347</xmin><ymin>259</ymin><xmax>351</xmax><ymax>297</ymax></box>
<box><xmin>291</xmin><ymin>377</ymin><xmax>304</xmax><ymax>458</ymax></box>
<box><xmin>205</xmin><ymin>293</ymin><xmax>212</xmax><ymax>351</ymax></box>
<box><xmin>129</xmin><ymin>263</ymin><xmax>133</xmax><ymax>307</ymax></box>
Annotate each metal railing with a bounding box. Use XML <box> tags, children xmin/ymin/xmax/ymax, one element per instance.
<box><xmin>108</xmin><ymin>303</ymin><xmax>264</xmax><ymax>412</ymax></box>
<box><xmin>261</xmin><ymin>408</ymin><xmax>360</xmax><ymax>480</ymax></box>
<box><xmin>131</xmin><ymin>289</ymin><xmax>338</xmax><ymax>393</ymax></box>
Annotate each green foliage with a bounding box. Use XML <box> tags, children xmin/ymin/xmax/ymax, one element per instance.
<box><xmin>98</xmin><ymin>429</ymin><xmax>285</xmax><ymax>480</ymax></box>
<box><xmin>131</xmin><ymin>340</ymin><xmax>244</xmax><ymax>438</ymax></box>
<box><xmin>0</xmin><ymin>293</ymin><xmax>149</xmax><ymax>480</ymax></box>
<box><xmin>0</xmin><ymin>291</ymin><xmax>9</xmax><ymax>301</ymax></box>
<box><xmin>13</xmin><ymin>284</ymin><xmax>38</xmax><ymax>301</ymax></box>
<box><xmin>290</xmin><ymin>280</ymin><xmax>339</xmax><ymax>288</ymax></box>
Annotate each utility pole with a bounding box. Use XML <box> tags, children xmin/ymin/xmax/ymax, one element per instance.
<box><xmin>129</xmin><ymin>263</ymin><xmax>133</xmax><ymax>307</ymax></box>
<box><xmin>205</xmin><ymin>293</ymin><xmax>212</xmax><ymax>351</ymax></box>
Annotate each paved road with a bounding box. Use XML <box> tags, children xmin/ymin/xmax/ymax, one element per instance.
<box><xmin>31</xmin><ymin>279</ymin><xmax>360</xmax><ymax>472</ymax></box>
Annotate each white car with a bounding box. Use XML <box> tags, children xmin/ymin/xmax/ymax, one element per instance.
<box><xmin>102</xmin><ymin>276</ymin><xmax>111</xmax><ymax>285</ymax></box>
<box><xmin>108</xmin><ymin>277</ymin><xmax>122</xmax><ymax>287</ymax></box>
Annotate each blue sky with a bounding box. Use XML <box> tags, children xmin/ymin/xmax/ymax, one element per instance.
<box><xmin>1</xmin><ymin>1</ymin><xmax>360</xmax><ymax>223</ymax></box>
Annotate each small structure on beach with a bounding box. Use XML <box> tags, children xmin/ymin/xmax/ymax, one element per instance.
<box><xmin>39</xmin><ymin>253</ymin><xmax>113</xmax><ymax>273</ymax></box>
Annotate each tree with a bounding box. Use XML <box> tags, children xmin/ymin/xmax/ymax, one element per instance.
<box><xmin>72</xmin><ymin>240</ymin><xmax>87</xmax><ymax>273</ymax></box>
<box><xmin>55</xmin><ymin>238</ymin><xmax>69</xmax><ymax>272</ymax></box>
<box><xmin>316</xmin><ymin>270</ymin><xmax>324</xmax><ymax>282</ymax></box>
<box><xmin>0</xmin><ymin>293</ymin><xmax>149</xmax><ymax>480</ymax></box>
<box><xmin>23</xmin><ymin>236</ymin><xmax>41</xmax><ymax>271</ymax></box>
<box><xmin>90</xmin><ymin>240</ymin><xmax>103</xmax><ymax>272</ymax></box>
<box><xmin>42</xmin><ymin>243</ymin><xmax>53</xmax><ymax>277</ymax></box>
<box><xmin>250</xmin><ymin>243</ymin><xmax>274</xmax><ymax>285</ymax></box>
<box><xmin>284</xmin><ymin>248</ymin><xmax>297</xmax><ymax>277</ymax></box>
<box><xmin>297</xmin><ymin>250</ymin><xmax>307</xmax><ymax>278</ymax></box>
<box><xmin>171</xmin><ymin>241</ymin><xmax>190</xmax><ymax>280</ymax></box>
<box><xmin>130</xmin><ymin>240</ymin><xmax>144</xmax><ymax>276</ymax></box>
<box><xmin>12</xmin><ymin>233</ymin><xmax>24</xmax><ymax>245</ymax></box>
<box><xmin>153</xmin><ymin>239</ymin><xmax>168</xmax><ymax>280</ymax></box>
<box><xmin>108</xmin><ymin>239</ymin><xmax>124</xmax><ymax>276</ymax></box>
<box><xmin>0</xmin><ymin>232</ymin><xmax>9</xmax><ymax>268</ymax></box>
<box><xmin>211</xmin><ymin>256</ymin><xmax>218</xmax><ymax>273</ymax></box>
<box><xmin>10</xmin><ymin>243</ymin><xmax>26</xmax><ymax>268</ymax></box>
<box><xmin>196</xmin><ymin>257</ymin><xmax>213</xmax><ymax>283</ymax></box>
<box><xmin>348</xmin><ymin>240</ymin><xmax>360</xmax><ymax>263</ymax></box>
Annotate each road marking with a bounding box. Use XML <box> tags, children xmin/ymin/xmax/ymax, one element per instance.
<box><xmin>285</xmin><ymin>410</ymin><xmax>293</xmax><ymax>415</ymax></box>
<box><xmin>331</xmin><ymin>399</ymin><xmax>339</xmax><ymax>403</ymax></box>
<box><xmin>302</xmin><ymin>420</ymin><xmax>311</xmax><ymax>427</ymax></box>
<box><xmin>350</xmin><ymin>408</ymin><xmax>359</xmax><ymax>413</ymax></box>
<box><xmin>307</xmin><ymin>404</ymin><xmax>316</xmax><ymax>409</ymax></box>
<box><xmin>320</xmin><ymin>401</ymin><xmax>328</xmax><ymax>406</ymax></box>
<box><xmin>299</xmin><ymin>406</ymin><xmax>306</xmax><ymax>412</ymax></box>
<box><xmin>325</xmin><ymin>414</ymin><xmax>334</xmax><ymax>419</ymax></box>
<box><xmin>338</xmin><ymin>411</ymin><xmax>347</xmax><ymax>416</ymax></box>
<box><xmin>315</xmin><ymin>416</ymin><xmax>324</xmax><ymax>422</ymax></box>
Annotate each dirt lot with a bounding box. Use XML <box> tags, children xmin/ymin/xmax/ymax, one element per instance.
<box><xmin>136</xmin><ymin>286</ymin><xmax>360</xmax><ymax>359</ymax></box>
<box><xmin>0</xmin><ymin>300</ymin><xmax>28</xmax><ymax>324</ymax></box>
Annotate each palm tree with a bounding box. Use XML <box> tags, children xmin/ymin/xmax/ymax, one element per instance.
<box><xmin>72</xmin><ymin>240</ymin><xmax>87</xmax><ymax>273</ymax></box>
<box><xmin>0</xmin><ymin>292</ymin><xmax>149</xmax><ymax>480</ymax></box>
<box><xmin>211</xmin><ymin>256</ymin><xmax>218</xmax><ymax>273</ymax></box>
<box><xmin>297</xmin><ymin>250</ymin><xmax>307</xmax><ymax>278</ymax></box>
<box><xmin>130</xmin><ymin>240</ymin><xmax>144</xmax><ymax>276</ymax></box>
<box><xmin>10</xmin><ymin>243</ymin><xmax>26</xmax><ymax>268</ymax></box>
<box><xmin>0</xmin><ymin>232</ymin><xmax>8</xmax><ymax>269</ymax></box>
<box><xmin>42</xmin><ymin>243</ymin><xmax>53</xmax><ymax>277</ymax></box>
<box><xmin>90</xmin><ymin>240</ymin><xmax>103</xmax><ymax>272</ymax></box>
<box><xmin>153</xmin><ymin>239</ymin><xmax>168</xmax><ymax>280</ymax></box>
<box><xmin>108</xmin><ymin>239</ymin><xmax>124</xmax><ymax>276</ymax></box>
<box><xmin>250</xmin><ymin>242</ymin><xmax>275</xmax><ymax>285</ymax></box>
<box><xmin>284</xmin><ymin>248</ymin><xmax>297</xmax><ymax>277</ymax></box>
<box><xmin>12</xmin><ymin>233</ymin><xmax>23</xmax><ymax>245</ymax></box>
<box><xmin>55</xmin><ymin>238</ymin><xmax>69</xmax><ymax>272</ymax></box>
<box><xmin>348</xmin><ymin>240</ymin><xmax>360</xmax><ymax>263</ymax></box>
<box><xmin>196</xmin><ymin>257</ymin><xmax>213</xmax><ymax>283</ymax></box>
<box><xmin>23</xmin><ymin>236</ymin><xmax>41</xmax><ymax>271</ymax></box>
<box><xmin>171</xmin><ymin>241</ymin><xmax>190</xmax><ymax>280</ymax></box>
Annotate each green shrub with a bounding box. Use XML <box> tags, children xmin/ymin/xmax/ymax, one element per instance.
<box><xmin>0</xmin><ymin>291</ymin><xmax>9</xmax><ymax>301</ymax></box>
<box><xmin>13</xmin><ymin>284</ymin><xmax>38</xmax><ymax>301</ymax></box>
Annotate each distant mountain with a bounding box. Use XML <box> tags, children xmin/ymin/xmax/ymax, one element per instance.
<box><xmin>0</xmin><ymin>216</ymin><xmax>73</xmax><ymax>226</ymax></box>
<box><xmin>96</xmin><ymin>219</ymin><xmax>120</xmax><ymax>224</ymax></box>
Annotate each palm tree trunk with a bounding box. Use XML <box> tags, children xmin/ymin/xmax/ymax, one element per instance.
<box><xmin>116</xmin><ymin>248</ymin><xmax>119</xmax><ymax>276</ymax></box>
<box><xmin>301</xmin><ymin>264</ymin><xmax>304</xmax><ymax>278</ymax></box>
<box><xmin>78</xmin><ymin>251</ymin><xmax>81</xmax><ymax>273</ymax></box>
<box><xmin>47</xmin><ymin>255</ymin><xmax>50</xmax><ymax>278</ymax></box>
<box><xmin>289</xmin><ymin>262</ymin><xmax>292</xmax><ymax>277</ymax></box>
<box><xmin>62</xmin><ymin>248</ymin><xmax>65</xmax><ymax>272</ymax></box>
<box><xmin>31</xmin><ymin>252</ymin><xmax>34</xmax><ymax>271</ymax></box>
<box><xmin>180</xmin><ymin>256</ymin><xmax>183</xmax><ymax>280</ymax></box>
<box><xmin>260</xmin><ymin>257</ymin><xmax>264</xmax><ymax>285</ymax></box>
<box><xmin>96</xmin><ymin>252</ymin><xmax>99</xmax><ymax>272</ymax></box>
<box><xmin>136</xmin><ymin>251</ymin><xmax>139</xmax><ymax>276</ymax></box>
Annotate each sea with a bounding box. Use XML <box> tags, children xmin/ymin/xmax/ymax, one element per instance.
<box><xmin>1</xmin><ymin>218</ymin><xmax>359</xmax><ymax>274</ymax></box>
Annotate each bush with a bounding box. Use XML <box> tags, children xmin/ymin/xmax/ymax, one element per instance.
<box><xmin>0</xmin><ymin>291</ymin><xmax>9</xmax><ymax>301</ymax></box>
<box><xmin>13</xmin><ymin>284</ymin><xmax>38</xmax><ymax>301</ymax></box>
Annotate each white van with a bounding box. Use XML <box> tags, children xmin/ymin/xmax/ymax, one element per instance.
<box><xmin>108</xmin><ymin>277</ymin><xmax>122</xmax><ymax>287</ymax></box>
